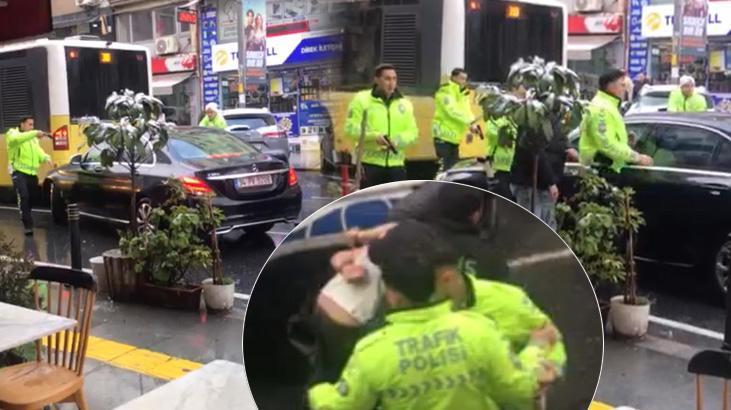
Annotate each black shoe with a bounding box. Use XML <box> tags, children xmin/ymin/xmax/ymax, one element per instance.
<box><xmin>24</xmin><ymin>228</ymin><xmax>33</xmax><ymax>236</ymax></box>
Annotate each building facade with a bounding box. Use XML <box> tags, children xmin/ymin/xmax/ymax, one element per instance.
<box><xmin>109</xmin><ymin>0</ymin><xmax>200</xmax><ymax>125</ymax></box>
<box><xmin>51</xmin><ymin>0</ymin><xmax>114</xmax><ymax>41</ymax></box>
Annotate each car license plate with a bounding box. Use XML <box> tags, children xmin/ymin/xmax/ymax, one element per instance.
<box><xmin>236</xmin><ymin>174</ymin><xmax>273</xmax><ymax>188</ymax></box>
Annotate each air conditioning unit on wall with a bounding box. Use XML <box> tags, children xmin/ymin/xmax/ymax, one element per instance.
<box><xmin>575</xmin><ymin>0</ymin><xmax>603</xmax><ymax>13</ymax></box>
<box><xmin>75</xmin><ymin>0</ymin><xmax>101</xmax><ymax>8</ymax></box>
<box><xmin>155</xmin><ymin>36</ymin><xmax>179</xmax><ymax>56</ymax></box>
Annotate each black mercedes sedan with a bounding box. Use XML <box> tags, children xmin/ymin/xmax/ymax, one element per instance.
<box><xmin>45</xmin><ymin>127</ymin><xmax>302</xmax><ymax>235</ymax></box>
<box><xmin>438</xmin><ymin>113</ymin><xmax>731</xmax><ymax>296</ymax></box>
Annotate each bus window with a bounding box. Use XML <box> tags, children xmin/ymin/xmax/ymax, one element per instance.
<box><xmin>66</xmin><ymin>48</ymin><xmax>149</xmax><ymax>121</ymax></box>
<box><xmin>465</xmin><ymin>1</ymin><xmax>564</xmax><ymax>83</ymax></box>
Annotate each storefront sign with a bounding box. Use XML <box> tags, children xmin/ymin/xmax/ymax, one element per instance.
<box><xmin>152</xmin><ymin>54</ymin><xmax>197</xmax><ymax>74</ymax></box>
<box><xmin>642</xmin><ymin>2</ymin><xmax>731</xmax><ymax>38</ymax></box>
<box><xmin>177</xmin><ymin>10</ymin><xmax>197</xmax><ymax>24</ymax></box>
<box><xmin>710</xmin><ymin>49</ymin><xmax>725</xmax><ymax>71</ymax></box>
<box><xmin>298</xmin><ymin>100</ymin><xmax>332</xmax><ymax>136</ymax></box>
<box><xmin>569</xmin><ymin>14</ymin><xmax>623</xmax><ymax>34</ymax></box>
<box><xmin>212</xmin><ymin>31</ymin><xmax>343</xmax><ymax>73</ymax></box>
<box><xmin>201</xmin><ymin>5</ymin><xmax>219</xmax><ymax>106</ymax></box>
<box><xmin>273</xmin><ymin>112</ymin><xmax>299</xmax><ymax>138</ymax></box>
<box><xmin>628</xmin><ymin>0</ymin><xmax>650</xmax><ymax>79</ymax></box>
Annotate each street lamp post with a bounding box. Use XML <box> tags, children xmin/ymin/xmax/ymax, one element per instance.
<box><xmin>237</xmin><ymin>0</ymin><xmax>247</xmax><ymax>108</ymax></box>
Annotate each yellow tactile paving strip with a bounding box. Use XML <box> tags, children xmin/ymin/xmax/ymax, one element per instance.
<box><xmin>46</xmin><ymin>335</ymin><xmax>617</xmax><ymax>409</ymax></box>
<box><xmin>43</xmin><ymin>335</ymin><xmax>203</xmax><ymax>381</ymax></box>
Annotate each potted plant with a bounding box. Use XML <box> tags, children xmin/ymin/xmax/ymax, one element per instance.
<box><xmin>119</xmin><ymin>179</ymin><xmax>217</xmax><ymax>310</ymax></box>
<box><xmin>200</xmin><ymin>193</ymin><xmax>235</xmax><ymax>311</ymax></box>
<box><xmin>557</xmin><ymin>172</ymin><xmax>648</xmax><ymax>337</ymax></box>
<box><xmin>0</xmin><ymin>232</ymin><xmax>38</xmax><ymax>366</ymax></box>
<box><xmin>478</xmin><ymin>57</ymin><xmax>586</xmax><ymax>208</ymax></box>
<box><xmin>81</xmin><ymin>90</ymin><xmax>171</xmax><ymax>302</ymax></box>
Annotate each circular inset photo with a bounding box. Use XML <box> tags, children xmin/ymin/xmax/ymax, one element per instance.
<box><xmin>243</xmin><ymin>181</ymin><xmax>603</xmax><ymax>410</ymax></box>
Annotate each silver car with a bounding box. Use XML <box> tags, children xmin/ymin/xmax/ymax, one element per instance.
<box><xmin>627</xmin><ymin>84</ymin><xmax>714</xmax><ymax>115</ymax></box>
<box><xmin>222</xmin><ymin>108</ymin><xmax>290</xmax><ymax>159</ymax></box>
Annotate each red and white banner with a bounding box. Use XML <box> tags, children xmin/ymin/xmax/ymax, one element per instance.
<box><xmin>569</xmin><ymin>14</ymin><xmax>623</xmax><ymax>34</ymax></box>
<box><xmin>151</xmin><ymin>53</ymin><xmax>197</xmax><ymax>74</ymax></box>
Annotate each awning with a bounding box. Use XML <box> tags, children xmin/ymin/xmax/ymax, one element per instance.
<box><xmin>152</xmin><ymin>72</ymin><xmax>193</xmax><ymax>96</ymax></box>
<box><xmin>568</xmin><ymin>35</ymin><xmax>619</xmax><ymax>61</ymax></box>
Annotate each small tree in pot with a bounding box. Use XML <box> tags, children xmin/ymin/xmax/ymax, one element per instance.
<box><xmin>557</xmin><ymin>172</ymin><xmax>648</xmax><ymax>337</ymax></box>
<box><xmin>200</xmin><ymin>193</ymin><xmax>236</xmax><ymax>311</ymax></box>
<box><xmin>81</xmin><ymin>90</ymin><xmax>171</xmax><ymax>301</ymax></box>
<box><xmin>478</xmin><ymin>57</ymin><xmax>586</xmax><ymax>208</ymax></box>
<box><xmin>81</xmin><ymin>90</ymin><xmax>171</xmax><ymax>234</ymax></box>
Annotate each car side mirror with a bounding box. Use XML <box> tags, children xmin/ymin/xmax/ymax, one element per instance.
<box><xmin>70</xmin><ymin>154</ymin><xmax>82</xmax><ymax>165</ymax></box>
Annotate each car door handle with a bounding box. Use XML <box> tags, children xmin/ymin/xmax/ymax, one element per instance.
<box><xmin>92</xmin><ymin>166</ymin><xmax>105</xmax><ymax>173</ymax></box>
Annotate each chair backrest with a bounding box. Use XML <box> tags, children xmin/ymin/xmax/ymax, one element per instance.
<box><xmin>29</xmin><ymin>266</ymin><xmax>97</xmax><ymax>376</ymax></box>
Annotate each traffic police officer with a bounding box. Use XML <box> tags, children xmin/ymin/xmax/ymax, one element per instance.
<box><xmin>432</xmin><ymin>68</ymin><xmax>479</xmax><ymax>171</ymax></box>
<box><xmin>345</xmin><ymin>64</ymin><xmax>419</xmax><ymax>188</ymax></box>
<box><xmin>668</xmin><ymin>75</ymin><xmax>708</xmax><ymax>113</ymax></box>
<box><xmin>6</xmin><ymin>116</ymin><xmax>52</xmax><ymax>235</ymax></box>
<box><xmin>309</xmin><ymin>220</ymin><xmax>547</xmax><ymax>410</ymax></box>
<box><xmin>199</xmin><ymin>102</ymin><xmax>228</xmax><ymax>129</ymax></box>
<box><xmin>579</xmin><ymin>69</ymin><xmax>653</xmax><ymax>172</ymax></box>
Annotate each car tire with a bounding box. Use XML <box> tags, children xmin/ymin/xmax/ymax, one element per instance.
<box><xmin>708</xmin><ymin>237</ymin><xmax>731</xmax><ymax>299</ymax></box>
<box><xmin>245</xmin><ymin>223</ymin><xmax>275</xmax><ymax>236</ymax></box>
<box><xmin>49</xmin><ymin>181</ymin><xmax>67</xmax><ymax>226</ymax></box>
<box><xmin>136</xmin><ymin>198</ymin><xmax>154</xmax><ymax>234</ymax></box>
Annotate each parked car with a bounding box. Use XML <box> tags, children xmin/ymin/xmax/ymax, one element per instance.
<box><xmin>46</xmin><ymin>127</ymin><xmax>302</xmax><ymax>235</ymax></box>
<box><xmin>221</xmin><ymin>108</ymin><xmax>290</xmax><ymax>158</ymax></box>
<box><xmin>626</xmin><ymin>84</ymin><xmax>714</xmax><ymax>115</ymax></box>
<box><xmin>439</xmin><ymin>113</ymin><xmax>731</xmax><ymax>296</ymax></box>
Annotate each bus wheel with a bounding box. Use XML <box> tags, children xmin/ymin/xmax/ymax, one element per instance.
<box><xmin>49</xmin><ymin>182</ymin><xmax>67</xmax><ymax>225</ymax></box>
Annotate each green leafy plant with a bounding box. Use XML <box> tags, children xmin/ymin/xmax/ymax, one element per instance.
<box><xmin>119</xmin><ymin>179</ymin><xmax>224</xmax><ymax>287</ymax></box>
<box><xmin>557</xmin><ymin>172</ymin><xmax>645</xmax><ymax>305</ymax></box>
<box><xmin>81</xmin><ymin>90</ymin><xmax>171</xmax><ymax>234</ymax></box>
<box><xmin>477</xmin><ymin>57</ymin><xmax>588</xmax><ymax>207</ymax></box>
<box><xmin>0</xmin><ymin>232</ymin><xmax>37</xmax><ymax>365</ymax></box>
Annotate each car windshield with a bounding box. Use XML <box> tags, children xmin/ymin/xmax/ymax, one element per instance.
<box><xmin>225</xmin><ymin>114</ymin><xmax>275</xmax><ymax>129</ymax></box>
<box><xmin>637</xmin><ymin>92</ymin><xmax>670</xmax><ymax>108</ymax></box>
<box><xmin>167</xmin><ymin>129</ymin><xmax>259</xmax><ymax>161</ymax></box>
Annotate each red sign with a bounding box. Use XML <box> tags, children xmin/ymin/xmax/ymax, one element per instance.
<box><xmin>569</xmin><ymin>14</ymin><xmax>623</xmax><ymax>34</ymax></box>
<box><xmin>52</xmin><ymin>125</ymin><xmax>69</xmax><ymax>151</ymax></box>
<box><xmin>178</xmin><ymin>10</ymin><xmax>197</xmax><ymax>24</ymax></box>
<box><xmin>151</xmin><ymin>54</ymin><xmax>197</xmax><ymax>74</ymax></box>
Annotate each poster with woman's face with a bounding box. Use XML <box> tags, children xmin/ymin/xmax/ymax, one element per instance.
<box><xmin>682</xmin><ymin>0</ymin><xmax>708</xmax><ymax>18</ymax></box>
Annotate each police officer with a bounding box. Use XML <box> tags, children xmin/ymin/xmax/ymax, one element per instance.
<box><xmin>668</xmin><ymin>75</ymin><xmax>708</xmax><ymax>112</ymax></box>
<box><xmin>486</xmin><ymin>84</ymin><xmax>525</xmax><ymax>199</ymax></box>
<box><xmin>432</xmin><ymin>68</ymin><xmax>479</xmax><ymax>172</ymax></box>
<box><xmin>345</xmin><ymin>64</ymin><xmax>419</xmax><ymax>188</ymax></box>
<box><xmin>6</xmin><ymin>116</ymin><xmax>52</xmax><ymax>235</ymax></box>
<box><xmin>579</xmin><ymin>69</ymin><xmax>653</xmax><ymax>173</ymax></box>
<box><xmin>198</xmin><ymin>102</ymin><xmax>228</xmax><ymax>129</ymax></box>
<box><xmin>309</xmin><ymin>220</ymin><xmax>548</xmax><ymax>410</ymax></box>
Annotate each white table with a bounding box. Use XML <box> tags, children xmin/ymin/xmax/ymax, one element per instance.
<box><xmin>0</xmin><ymin>302</ymin><xmax>77</xmax><ymax>352</ymax></box>
<box><xmin>115</xmin><ymin>360</ymin><xmax>257</xmax><ymax>410</ymax></box>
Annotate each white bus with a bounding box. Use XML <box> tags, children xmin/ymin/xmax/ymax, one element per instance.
<box><xmin>0</xmin><ymin>36</ymin><xmax>152</xmax><ymax>190</ymax></box>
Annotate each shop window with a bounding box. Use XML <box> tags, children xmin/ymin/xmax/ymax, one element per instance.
<box><xmin>116</xmin><ymin>15</ymin><xmax>131</xmax><ymax>42</ymax></box>
<box><xmin>131</xmin><ymin>11</ymin><xmax>153</xmax><ymax>42</ymax></box>
<box><xmin>155</xmin><ymin>8</ymin><xmax>176</xmax><ymax>38</ymax></box>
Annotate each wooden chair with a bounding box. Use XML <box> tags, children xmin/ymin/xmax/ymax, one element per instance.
<box><xmin>0</xmin><ymin>266</ymin><xmax>97</xmax><ymax>410</ymax></box>
<box><xmin>687</xmin><ymin>349</ymin><xmax>731</xmax><ymax>410</ymax></box>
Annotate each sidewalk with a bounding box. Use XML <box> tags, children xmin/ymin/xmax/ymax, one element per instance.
<box><xmin>595</xmin><ymin>322</ymin><xmax>726</xmax><ymax>409</ymax></box>
<box><xmin>56</xmin><ymin>297</ymin><xmax>248</xmax><ymax>409</ymax></box>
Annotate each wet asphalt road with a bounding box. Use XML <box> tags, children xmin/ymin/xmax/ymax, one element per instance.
<box><xmin>0</xmin><ymin>171</ymin><xmax>343</xmax><ymax>295</ymax></box>
<box><xmin>0</xmin><ymin>171</ymin><xmax>727</xmax><ymax>335</ymax></box>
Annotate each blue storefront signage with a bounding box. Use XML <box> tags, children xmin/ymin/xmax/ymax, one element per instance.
<box><xmin>627</xmin><ymin>0</ymin><xmax>650</xmax><ymax>80</ymax></box>
<box><xmin>298</xmin><ymin>100</ymin><xmax>332</xmax><ymax>135</ymax></box>
<box><xmin>201</xmin><ymin>6</ymin><xmax>219</xmax><ymax>106</ymax></box>
<box><xmin>284</xmin><ymin>34</ymin><xmax>343</xmax><ymax>66</ymax></box>
<box><xmin>273</xmin><ymin>111</ymin><xmax>299</xmax><ymax>138</ymax></box>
